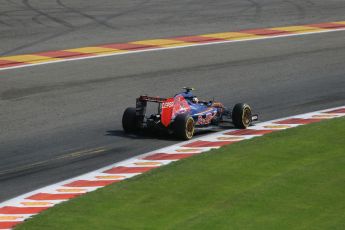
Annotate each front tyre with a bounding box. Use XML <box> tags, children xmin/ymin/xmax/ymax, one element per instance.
<box><xmin>122</xmin><ymin>107</ymin><xmax>138</xmax><ymax>133</ymax></box>
<box><xmin>232</xmin><ymin>103</ymin><xmax>252</xmax><ymax>129</ymax></box>
<box><xmin>172</xmin><ymin>114</ymin><xmax>195</xmax><ymax>140</ymax></box>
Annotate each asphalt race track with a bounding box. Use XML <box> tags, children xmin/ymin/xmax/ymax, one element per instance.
<box><xmin>1</xmin><ymin>0</ymin><xmax>345</xmax><ymax>202</ymax></box>
<box><xmin>1</xmin><ymin>0</ymin><xmax>345</xmax><ymax>56</ymax></box>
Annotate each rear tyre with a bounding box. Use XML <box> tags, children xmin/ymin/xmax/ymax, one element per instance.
<box><xmin>172</xmin><ymin>114</ymin><xmax>195</xmax><ymax>140</ymax></box>
<box><xmin>232</xmin><ymin>103</ymin><xmax>252</xmax><ymax>129</ymax></box>
<box><xmin>122</xmin><ymin>107</ymin><xmax>138</xmax><ymax>132</ymax></box>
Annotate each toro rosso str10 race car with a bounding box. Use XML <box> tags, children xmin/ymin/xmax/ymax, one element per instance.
<box><xmin>122</xmin><ymin>87</ymin><xmax>258</xmax><ymax>140</ymax></box>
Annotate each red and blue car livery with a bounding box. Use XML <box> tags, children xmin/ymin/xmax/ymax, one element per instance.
<box><xmin>122</xmin><ymin>87</ymin><xmax>258</xmax><ymax>140</ymax></box>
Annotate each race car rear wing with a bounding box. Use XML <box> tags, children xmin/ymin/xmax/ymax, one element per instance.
<box><xmin>136</xmin><ymin>95</ymin><xmax>167</xmax><ymax>119</ymax></box>
<box><xmin>135</xmin><ymin>95</ymin><xmax>184</xmax><ymax>128</ymax></box>
<box><xmin>137</xmin><ymin>95</ymin><xmax>167</xmax><ymax>103</ymax></box>
<box><xmin>136</xmin><ymin>95</ymin><xmax>173</xmax><ymax>127</ymax></box>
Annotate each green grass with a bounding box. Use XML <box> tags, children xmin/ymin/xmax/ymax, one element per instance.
<box><xmin>17</xmin><ymin>118</ymin><xmax>345</xmax><ymax>230</ymax></box>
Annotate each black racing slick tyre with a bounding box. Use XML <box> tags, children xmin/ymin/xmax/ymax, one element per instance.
<box><xmin>232</xmin><ymin>103</ymin><xmax>252</xmax><ymax>129</ymax></box>
<box><xmin>173</xmin><ymin>114</ymin><xmax>195</xmax><ymax>140</ymax></box>
<box><xmin>122</xmin><ymin>107</ymin><xmax>138</xmax><ymax>133</ymax></box>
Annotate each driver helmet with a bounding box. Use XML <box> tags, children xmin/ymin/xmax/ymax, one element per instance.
<box><xmin>192</xmin><ymin>97</ymin><xmax>199</xmax><ymax>103</ymax></box>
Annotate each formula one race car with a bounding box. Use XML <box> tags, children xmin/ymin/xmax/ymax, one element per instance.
<box><xmin>122</xmin><ymin>87</ymin><xmax>258</xmax><ymax>140</ymax></box>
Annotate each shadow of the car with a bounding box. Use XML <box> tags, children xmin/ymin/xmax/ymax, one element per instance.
<box><xmin>105</xmin><ymin>130</ymin><xmax>176</xmax><ymax>141</ymax></box>
<box><xmin>105</xmin><ymin>127</ymin><xmax>227</xmax><ymax>141</ymax></box>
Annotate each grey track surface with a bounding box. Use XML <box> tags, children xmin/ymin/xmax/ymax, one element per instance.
<box><xmin>0</xmin><ymin>1</ymin><xmax>345</xmax><ymax>202</ymax></box>
<box><xmin>1</xmin><ymin>0</ymin><xmax>345</xmax><ymax>55</ymax></box>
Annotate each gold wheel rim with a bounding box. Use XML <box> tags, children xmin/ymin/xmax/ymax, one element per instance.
<box><xmin>186</xmin><ymin>118</ymin><xmax>195</xmax><ymax>139</ymax></box>
<box><xmin>242</xmin><ymin>107</ymin><xmax>251</xmax><ymax>127</ymax></box>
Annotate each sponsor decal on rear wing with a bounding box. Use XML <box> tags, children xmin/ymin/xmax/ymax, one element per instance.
<box><xmin>161</xmin><ymin>98</ymin><xmax>175</xmax><ymax>127</ymax></box>
<box><xmin>161</xmin><ymin>95</ymin><xmax>191</xmax><ymax>127</ymax></box>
